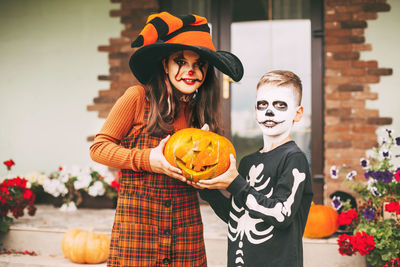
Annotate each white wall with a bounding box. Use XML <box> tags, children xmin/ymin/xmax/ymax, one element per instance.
<box><xmin>0</xmin><ymin>0</ymin><xmax>122</xmax><ymax>175</ymax></box>
<box><xmin>362</xmin><ymin>0</ymin><xmax>400</xmax><ymax>166</ymax></box>
<box><xmin>362</xmin><ymin>0</ymin><xmax>400</xmax><ymax>136</ymax></box>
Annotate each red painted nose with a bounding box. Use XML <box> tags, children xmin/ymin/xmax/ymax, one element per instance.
<box><xmin>188</xmin><ymin>70</ymin><xmax>194</xmax><ymax>76</ymax></box>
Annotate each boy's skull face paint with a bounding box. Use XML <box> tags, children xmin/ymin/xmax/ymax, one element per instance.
<box><xmin>164</xmin><ymin>50</ymin><xmax>208</xmax><ymax>95</ymax></box>
<box><xmin>256</xmin><ymin>85</ymin><xmax>298</xmax><ymax>138</ymax></box>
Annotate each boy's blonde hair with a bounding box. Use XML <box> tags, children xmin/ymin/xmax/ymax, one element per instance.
<box><xmin>257</xmin><ymin>70</ymin><xmax>303</xmax><ymax>105</ymax></box>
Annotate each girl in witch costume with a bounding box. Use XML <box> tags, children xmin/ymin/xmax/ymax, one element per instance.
<box><xmin>89</xmin><ymin>12</ymin><xmax>243</xmax><ymax>266</ymax></box>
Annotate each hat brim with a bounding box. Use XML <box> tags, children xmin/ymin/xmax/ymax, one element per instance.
<box><xmin>129</xmin><ymin>43</ymin><xmax>244</xmax><ymax>84</ymax></box>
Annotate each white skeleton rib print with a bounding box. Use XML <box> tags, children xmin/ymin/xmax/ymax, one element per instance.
<box><xmin>228</xmin><ymin>164</ymin><xmax>306</xmax><ymax>266</ymax></box>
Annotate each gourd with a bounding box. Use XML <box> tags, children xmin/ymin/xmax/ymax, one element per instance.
<box><xmin>303</xmin><ymin>202</ymin><xmax>339</xmax><ymax>238</ymax></box>
<box><xmin>61</xmin><ymin>228</ymin><xmax>110</xmax><ymax>264</ymax></box>
<box><xmin>164</xmin><ymin>128</ymin><xmax>236</xmax><ymax>182</ymax></box>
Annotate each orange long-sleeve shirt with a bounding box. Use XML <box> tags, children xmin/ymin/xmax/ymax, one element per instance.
<box><xmin>89</xmin><ymin>85</ymin><xmax>188</xmax><ymax>172</ymax></box>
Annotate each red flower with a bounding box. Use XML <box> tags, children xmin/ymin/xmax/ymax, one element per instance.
<box><xmin>385</xmin><ymin>201</ymin><xmax>400</xmax><ymax>215</ymax></box>
<box><xmin>338</xmin><ymin>208</ymin><xmax>358</xmax><ymax>225</ymax></box>
<box><xmin>3</xmin><ymin>159</ymin><xmax>15</xmax><ymax>170</ymax></box>
<box><xmin>338</xmin><ymin>234</ymin><xmax>356</xmax><ymax>256</ymax></box>
<box><xmin>382</xmin><ymin>257</ymin><xmax>400</xmax><ymax>267</ymax></box>
<box><xmin>350</xmin><ymin>231</ymin><xmax>375</xmax><ymax>256</ymax></box>
<box><xmin>394</xmin><ymin>170</ymin><xmax>400</xmax><ymax>182</ymax></box>
<box><xmin>22</xmin><ymin>189</ymin><xmax>33</xmax><ymax>200</ymax></box>
<box><xmin>111</xmin><ymin>180</ymin><xmax>120</xmax><ymax>192</ymax></box>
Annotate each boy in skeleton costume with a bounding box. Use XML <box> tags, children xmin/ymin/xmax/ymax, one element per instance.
<box><xmin>197</xmin><ymin>70</ymin><xmax>313</xmax><ymax>267</ymax></box>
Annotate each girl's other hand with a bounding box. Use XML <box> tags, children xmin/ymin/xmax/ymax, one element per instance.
<box><xmin>149</xmin><ymin>135</ymin><xmax>187</xmax><ymax>182</ymax></box>
<box><xmin>196</xmin><ymin>154</ymin><xmax>238</xmax><ymax>189</ymax></box>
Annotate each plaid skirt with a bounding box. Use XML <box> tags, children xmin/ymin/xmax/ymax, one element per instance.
<box><xmin>107</xmin><ymin>103</ymin><xmax>207</xmax><ymax>266</ymax></box>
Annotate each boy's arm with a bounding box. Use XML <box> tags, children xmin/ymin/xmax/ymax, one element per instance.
<box><xmin>199</xmin><ymin>189</ymin><xmax>230</xmax><ymax>223</ymax></box>
<box><xmin>227</xmin><ymin>152</ymin><xmax>311</xmax><ymax>229</ymax></box>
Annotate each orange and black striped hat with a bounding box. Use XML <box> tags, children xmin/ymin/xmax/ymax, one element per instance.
<box><xmin>129</xmin><ymin>12</ymin><xmax>243</xmax><ymax>84</ymax></box>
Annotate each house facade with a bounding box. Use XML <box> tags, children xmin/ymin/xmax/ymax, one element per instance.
<box><xmin>87</xmin><ymin>0</ymin><xmax>398</xmax><ymax>204</ymax></box>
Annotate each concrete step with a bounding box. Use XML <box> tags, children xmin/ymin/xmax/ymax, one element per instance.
<box><xmin>0</xmin><ymin>205</ymin><xmax>227</xmax><ymax>267</ymax></box>
<box><xmin>0</xmin><ymin>205</ymin><xmax>365</xmax><ymax>267</ymax></box>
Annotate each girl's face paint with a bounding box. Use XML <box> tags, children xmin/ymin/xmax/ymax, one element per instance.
<box><xmin>164</xmin><ymin>50</ymin><xmax>208</xmax><ymax>94</ymax></box>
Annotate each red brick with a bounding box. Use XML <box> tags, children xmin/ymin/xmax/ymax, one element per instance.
<box><xmin>326</xmin><ymin>100</ymin><xmax>341</xmax><ymax>109</ymax></box>
<box><xmin>325</xmin><ymin>92</ymin><xmax>352</xmax><ymax>100</ymax></box>
<box><xmin>110</xmin><ymin>9</ymin><xmax>131</xmax><ymax>17</ymax></box>
<box><xmin>325</xmin><ymin>76</ymin><xmax>353</xmax><ymax>84</ymax></box>
<box><xmin>109</xmin><ymin>58</ymin><xmax>121</xmax><ymax>67</ymax></box>
<box><xmin>351</xmin><ymin>29</ymin><xmax>364</xmax><ymax>35</ymax></box>
<box><xmin>325</xmin><ymin>116</ymin><xmax>341</xmax><ymax>125</ymax></box>
<box><xmin>325</xmin><ymin>22</ymin><xmax>341</xmax><ymax>30</ymax></box>
<box><xmin>353</xmin><ymin>60</ymin><xmax>378</xmax><ymax>68</ymax></box>
<box><xmin>367</xmin><ymin>117</ymin><xmax>393</xmax><ymax>125</ymax></box>
<box><xmin>87</xmin><ymin>103</ymin><xmax>114</xmax><ymax>112</ymax></box>
<box><xmin>341</xmin><ymin>68</ymin><xmax>367</xmax><ymax>76</ymax></box>
<box><xmin>98</xmin><ymin>45</ymin><xmax>123</xmax><ymax>53</ymax></box>
<box><xmin>352</xmin><ymin>124</ymin><xmax>377</xmax><ymax>133</ymax></box>
<box><xmin>333</xmin><ymin>52</ymin><xmax>360</xmax><ymax>60</ymax></box>
<box><xmin>367</xmin><ymin>68</ymin><xmax>393</xmax><ymax>76</ymax></box>
<box><xmin>352</xmin><ymin>108</ymin><xmax>379</xmax><ymax>117</ymax></box>
<box><xmin>325</xmin><ymin>125</ymin><xmax>351</xmax><ymax>133</ymax></box>
<box><xmin>326</xmin><ymin>60</ymin><xmax>353</xmax><ymax>69</ymax></box>
<box><xmin>326</xmin><ymin>44</ymin><xmax>353</xmax><ymax>52</ymax></box>
<box><xmin>325</xmin><ymin>29</ymin><xmax>352</xmax><ymax>37</ymax></box>
<box><xmin>340</xmin><ymin>117</ymin><xmax>366</xmax><ymax>124</ymax></box>
<box><xmin>341</xmin><ymin>20</ymin><xmax>367</xmax><ymax>29</ymax></box>
<box><xmin>353</xmin><ymin>91</ymin><xmax>378</xmax><ymax>100</ymax></box>
<box><xmin>338</xmin><ymin>84</ymin><xmax>364</xmax><ymax>92</ymax></box>
<box><xmin>327</xmin><ymin>141</ymin><xmax>352</xmax><ymax>148</ymax></box>
<box><xmin>109</xmin><ymin>38</ymin><xmax>130</xmax><ymax>45</ymax></box>
<box><xmin>353</xmin><ymin>12</ymin><xmax>378</xmax><ymax>20</ymax></box>
<box><xmin>326</xmin><ymin>13</ymin><xmax>353</xmax><ymax>22</ymax></box>
<box><xmin>325</xmin><ymin>69</ymin><xmax>341</xmax><ymax>77</ymax></box>
<box><xmin>352</xmin><ymin>140</ymin><xmax>378</xmax><ymax>149</ymax></box>
<box><xmin>352</xmin><ymin>75</ymin><xmax>380</xmax><ymax>83</ymax></box>
<box><xmin>110</xmin><ymin>80</ymin><xmax>136</xmax><ymax>90</ymax></box>
<box><xmin>325</xmin><ymin>84</ymin><xmax>339</xmax><ymax>93</ymax></box>
<box><xmin>336</xmin><ymin>5</ymin><xmax>363</xmax><ymax>13</ymax></box>
<box><xmin>341</xmin><ymin>100</ymin><xmax>365</xmax><ymax>108</ymax></box>
<box><xmin>326</xmin><ymin>108</ymin><xmax>352</xmax><ymax>116</ymax></box>
<box><xmin>363</xmin><ymin>3</ymin><xmax>390</xmax><ymax>12</ymax></box>
<box><xmin>352</xmin><ymin>43</ymin><xmax>372</xmax><ymax>51</ymax></box>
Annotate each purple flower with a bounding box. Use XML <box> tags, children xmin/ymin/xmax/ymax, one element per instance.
<box><xmin>332</xmin><ymin>196</ymin><xmax>342</xmax><ymax>211</ymax></box>
<box><xmin>346</xmin><ymin>171</ymin><xmax>357</xmax><ymax>180</ymax></box>
<box><xmin>362</xmin><ymin>208</ymin><xmax>375</xmax><ymax>221</ymax></box>
<box><xmin>360</xmin><ymin>158</ymin><xmax>369</xmax><ymax>169</ymax></box>
<box><xmin>330</xmin><ymin>166</ymin><xmax>338</xmax><ymax>179</ymax></box>
<box><xmin>372</xmin><ymin>170</ymin><xmax>393</xmax><ymax>183</ymax></box>
<box><xmin>382</xmin><ymin>150</ymin><xmax>390</xmax><ymax>158</ymax></box>
<box><xmin>396</xmin><ymin>137</ymin><xmax>400</xmax><ymax>146</ymax></box>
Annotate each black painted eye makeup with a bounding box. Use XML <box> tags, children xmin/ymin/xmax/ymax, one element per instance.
<box><xmin>257</xmin><ymin>100</ymin><xmax>269</xmax><ymax>110</ymax></box>
<box><xmin>273</xmin><ymin>101</ymin><xmax>288</xmax><ymax>111</ymax></box>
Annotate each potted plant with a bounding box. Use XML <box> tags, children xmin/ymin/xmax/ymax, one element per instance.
<box><xmin>330</xmin><ymin>129</ymin><xmax>400</xmax><ymax>267</ymax></box>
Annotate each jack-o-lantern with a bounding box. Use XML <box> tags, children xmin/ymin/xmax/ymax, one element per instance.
<box><xmin>303</xmin><ymin>202</ymin><xmax>339</xmax><ymax>238</ymax></box>
<box><xmin>164</xmin><ymin>128</ymin><xmax>236</xmax><ymax>182</ymax></box>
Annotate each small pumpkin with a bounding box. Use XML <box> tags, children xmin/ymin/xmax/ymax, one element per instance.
<box><xmin>303</xmin><ymin>202</ymin><xmax>339</xmax><ymax>238</ymax></box>
<box><xmin>61</xmin><ymin>228</ymin><xmax>110</xmax><ymax>264</ymax></box>
<box><xmin>164</xmin><ymin>128</ymin><xmax>236</xmax><ymax>182</ymax></box>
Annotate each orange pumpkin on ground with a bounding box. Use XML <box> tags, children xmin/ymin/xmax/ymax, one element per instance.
<box><xmin>303</xmin><ymin>202</ymin><xmax>339</xmax><ymax>238</ymax></box>
<box><xmin>164</xmin><ymin>128</ymin><xmax>236</xmax><ymax>182</ymax></box>
<box><xmin>61</xmin><ymin>228</ymin><xmax>110</xmax><ymax>264</ymax></box>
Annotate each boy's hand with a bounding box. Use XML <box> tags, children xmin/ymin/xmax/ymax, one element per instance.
<box><xmin>196</xmin><ymin>154</ymin><xmax>238</xmax><ymax>189</ymax></box>
<box><xmin>149</xmin><ymin>135</ymin><xmax>187</xmax><ymax>182</ymax></box>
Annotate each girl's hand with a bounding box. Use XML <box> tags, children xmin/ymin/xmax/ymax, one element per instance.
<box><xmin>196</xmin><ymin>154</ymin><xmax>238</xmax><ymax>189</ymax></box>
<box><xmin>201</xmin><ymin>123</ymin><xmax>209</xmax><ymax>131</ymax></box>
<box><xmin>149</xmin><ymin>135</ymin><xmax>187</xmax><ymax>182</ymax></box>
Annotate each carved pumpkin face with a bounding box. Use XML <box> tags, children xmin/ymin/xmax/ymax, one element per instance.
<box><xmin>303</xmin><ymin>202</ymin><xmax>339</xmax><ymax>239</ymax></box>
<box><xmin>164</xmin><ymin>128</ymin><xmax>236</xmax><ymax>182</ymax></box>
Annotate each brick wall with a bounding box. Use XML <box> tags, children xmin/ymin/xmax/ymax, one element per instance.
<box><xmin>87</xmin><ymin>0</ymin><xmax>159</xmax><ymax>139</ymax></box>
<box><xmin>323</xmin><ymin>0</ymin><xmax>393</xmax><ymax>203</ymax></box>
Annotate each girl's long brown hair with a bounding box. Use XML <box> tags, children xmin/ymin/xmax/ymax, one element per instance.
<box><xmin>145</xmin><ymin>57</ymin><xmax>222</xmax><ymax>137</ymax></box>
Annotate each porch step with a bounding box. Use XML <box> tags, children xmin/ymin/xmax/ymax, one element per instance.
<box><xmin>0</xmin><ymin>205</ymin><xmax>227</xmax><ymax>267</ymax></box>
<box><xmin>0</xmin><ymin>205</ymin><xmax>366</xmax><ymax>267</ymax></box>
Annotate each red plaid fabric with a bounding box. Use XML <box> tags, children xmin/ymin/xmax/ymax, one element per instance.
<box><xmin>107</xmin><ymin>101</ymin><xmax>207</xmax><ymax>266</ymax></box>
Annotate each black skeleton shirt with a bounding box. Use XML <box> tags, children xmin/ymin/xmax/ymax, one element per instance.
<box><xmin>200</xmin><ymin>141</ymin><xmax>313</xmax><ymax>267</ymax></box>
